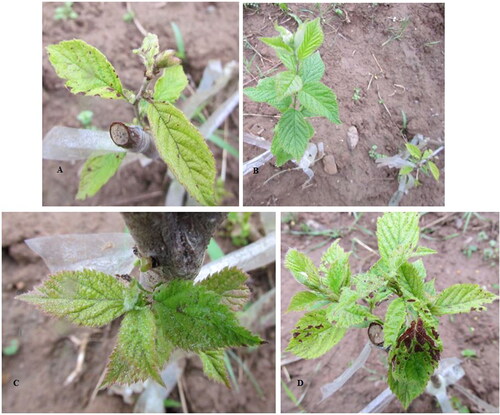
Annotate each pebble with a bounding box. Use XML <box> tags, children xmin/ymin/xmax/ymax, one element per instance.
<box><xmin>347</xmin><ymin>126</ymin><xmax>359</xmax><ymax>151</ymax></box>
<box><xmin>323</xmin><ymin>154</ymin><xmax>338</xmax><ymax>175</ymax></box>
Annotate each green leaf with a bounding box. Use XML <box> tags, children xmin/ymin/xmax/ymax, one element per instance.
<box><xmin>271</xmin><ymin>134</ymin><xmax>294</xmax><ymax>166</ymax></box>
<box><xmin>383</xmin><ymin>298</ymin><xmax>406</xmax><ymax>347</ymax></box>
<box><xmin>377</xmin><ymin>212</ymin><xmax>420</xmax><ymax>266</ymax></box>
<box><xmin>423</xmin><ymin>279</ymin><xmax>436</xmax><ymax>296</ymax></box>
<box><xmin>198</xmin><ymin>267</ymin><xmax>250</xmax><ymax>312</ymax></box>
<box><xmin>287</xmin><ymin>291</ymin><xmax>325</xmax><ymax>312</ymax></box>
<box><xmin>387</xmin><ymin>352</ymin><xmax>434</xmax><ymax>409</ymax></box>
<box><xmin>47</xmin><ymin>40</ymin><xmax>125</xmax><ymax>100</ymax></box>
<box><xmin>133</xmin><ymin>33</ymin><xmax>159</xmax><ymax>77</ymax></box>
<box><xmin>146</xmin><ymin>100</ymin><xmax>216</xmax><ymax>206</ymax></box>
<box><xmin>411</xmin><ymin>246</ymin><xmax>437</xmax><ymax>257</ymax></box>
<box><xmin>101</xmin><ymin>307</ymin><xmax>165</xmax><ymax>388</ymax></box>
<box><xmin>299</xmin><ymin>51</ymin><xmax>325</xmax><ymax>83</ymax></box>
<box><xmin>198</xmin><ymin>350</ymin><xmax>230</xmax><ymax>387</ymax></box>
<box><xmin>259</xmin><ymin>36</ymin><xmax>293</xmax><ymax>52</ymax></box>
<box><xmin>285</xmin><ymin>249</ymin><xmax>321</xmax><ymax>290</ymax></box>
<box><xmin>428</xmin><ymin>161</ymin><xmax>440</xmax><ymax>181</ymax></box>
<box><xmin>320</xmin><ymin>240</ymin><xmax>351</xmax><ymax>294</ymax></box>
<box><xmin>431</xmin><ymin>284</ymin><xmax>498</xmax><ymax>316</ymax></box>
<box><xmin>274</xmin><ymin>24</ymin><xmax>294</xmax><ymax>45</ymax></box>
<box><xmin>399</xmin><ymin>166</ymin><xmax>414</xmax><ymax>176</ymax></box>
<box><xmin>243</xmin><ymin>77</ymin><xmax>277</xmax><ymax>102</ymax></box>
<box><xmin>286</xmin><ymin>310</ymin><xmax>346</xmax><ymax>359</ymax></box>
<box><xmin>269</xmin><ymin>96</ymin><xmax>293</xmax><ymax>113</ymax></box>
<box><xmin>327</xmin><ymin>288</ymin><xmax>378</xmax><ymax>327</ymax></box>
<box><xmin>351</xmin><ymin>271</ymin><xmax>387</xmax><ymax>298</ymax></box>
<box><xmin>17</xmin><ymin>269</ymin><xmax>135</xmax><ymax>327</ymax></box>
<box><xmin>76</xmin><ymin>152</ymin><xmax>125</xmax><ymax>200</ymax></box>
<box><xmin>153</xmin><ymin>280</ymin><xmax>263</xmax><ymax>351</ymax></box>
<box><xmin>275</xmin><ymin>71</ymin><xmax>303</xmax><ymax>100</ymax></box>
<box><xmin>296</xmin><ymin>18</ymin><xmax>324</xmax><ymax>60</ymax></box>
<box><xmin>274</xmin><ymin>108</ymin><xmax>314</xmax><ymax>161</ymax></box>
<box><xmin>398</xmin><ymin>262</ymin><xmax>425</xmax><ymax>300</ymax></box>
<box><xmin>405</xmin><ymin>143</ymin><xmax>422</xmax><ymax>160</ymax></box>
<box><xmin>298</xmin><ymin>82</ymin><xmax>341</xmax><ymax>124</ymax></box>
<box><xmin>276</xmin><ymin>49</ymin><xmax>297</xmax><ymax>71</ymax></box>
<box><xmin>461</xmin><ymin>349</ymin><xmax>477</xmax><ymax>358</ymax></box>
<box><xmin>154</xmin><ymin>65</ymin><xmax>188</xmax><ymax>103</ymax></box>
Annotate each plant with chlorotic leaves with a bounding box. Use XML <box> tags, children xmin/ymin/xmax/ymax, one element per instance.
<box><xmin>244</xmin><ymin>18</ymin><xmax>341</xmax><ymax>166</ymax></box>
<box><xmin>17</xmin><ymin>266</ymin><xmax>263</xmax><ymax>388</ymax></box>
<box><xmin>285</xmin><ymin>212</ymin><xmax>497</xmax><ymax>409</ymax></box>
<box><xmin>46</xmin><ymin>33</ymin><xmax>217</xmax><ymax>205</ymax></box>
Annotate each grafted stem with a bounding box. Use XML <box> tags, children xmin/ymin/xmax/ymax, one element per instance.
<box><xmin>121</xmin><ymin>213</ymin><xmax>226</xmax><ymax>289</ymax></box>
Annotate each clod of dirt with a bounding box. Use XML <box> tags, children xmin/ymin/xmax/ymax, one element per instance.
<box><xmin>347</xmin><ymin>126</ymin><xmax>359</xmax><ymax>151</ymax></box>
<box><xmin>323</xmin><ymin>154</ymin><xmax>338</xmax><ymax>175</ymax></box>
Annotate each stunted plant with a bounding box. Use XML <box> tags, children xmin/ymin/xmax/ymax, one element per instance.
<box><xmin>17</xmin><ymin>213</ymin><xmax>263</xmax><ymax>388</ymax></box>
<box><xmin>285</xmin><ymin>212</ymin><xmax>497</xmax><ymax>409</ymax></box>
<box><xmin>244</xmin><ymin>18</ymin><xmax>341</xmax><ymax>166</ymax></box>
<box><xmin>46</xmin><ymin>33</ymin><xmax>217</xmax><ymax>205</ymax></box>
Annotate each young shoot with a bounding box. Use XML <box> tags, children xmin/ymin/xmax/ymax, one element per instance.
<box><xmin>285</xmin><ymin>212</ymin><xmax>497</xmax><ymax>409</ymax></box>
<box><xmin>244</xmin><ymin>18</ymin><xmax>341</xmax><ymax>166</ymax></box>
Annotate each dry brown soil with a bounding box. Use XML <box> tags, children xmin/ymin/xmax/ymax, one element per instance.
<box><xmin>42</xmin><ymin>2</ymin><xmax>239</xmax><ymax>206</ymax></box>
<box><xmin>281</xmin><ymin>212</ymin><xmax>499</xmax><ymax>412</ymax></box>
<box><xmin>2</xmin><ymin>212</ymin><xmax>275</xmax><ymax>412</ymax></box>
<box><xmin>244</xmin><ymin>3</ymin><xmax>444</xmax><ymax>206</ymax></box>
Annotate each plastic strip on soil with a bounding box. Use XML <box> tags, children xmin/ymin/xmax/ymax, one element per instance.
<box><xmin>195</xmin><ymin>232</ymin><xmax>275</xmax><ymax>282</ymax></box>
<box><xmin>25</xmin><ymin>233</ymin><xmax>136</xmax><ymax>275</ymax></box>
<box><xmin>320</xmin><ymin>342</ymin><xmax>372</xmax><ymax>402</ymax></box>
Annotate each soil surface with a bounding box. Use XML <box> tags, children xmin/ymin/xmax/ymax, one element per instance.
<box><xmin>2</xmin><ymin>212</ymin><xmax>275</xmax><ymax>412</ymax></box>
<box><xmin>243</xmin><ymin>4</ymin><xmax>444</xmax><ymax>206</ymax></box>
<box><xmin>281</xmin><ymin>212</ymin><xmax>499</xmax><ymax>412</ymax></box>
<box><xmin>42</xmin><ymin>2</ymin><xmax>239</xmax><ymax>206</ymax></box>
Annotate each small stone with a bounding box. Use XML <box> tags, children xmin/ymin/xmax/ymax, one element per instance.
<box><xmin>323</xmin><ymin>154</ymin><xmax>338</xmax><ymax>175</ymax></box>
<box><xmin>347</xmin><ymin>126</ymin><xmax>359</xmax><ymax>151</ymax></box>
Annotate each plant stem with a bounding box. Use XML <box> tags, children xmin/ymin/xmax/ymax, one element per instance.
<box><xmin>121</xmin><ymin>213</ymin><xmax>226</xmax><ymax>290</ymax></box>
<box><xmin>132</xmin><ymin>77</ymin><xmax>152</xmax><ymax>124</ymax></box>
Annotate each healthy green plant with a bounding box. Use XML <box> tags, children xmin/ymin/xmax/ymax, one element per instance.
<box><xmin>17</xmin><ymin>266</ymin><xmax>263</xmax><ymax>388</ymax></box>
<box><xmin>244</xmin><ymin>18</ymin><xmax>341</xmax><ymax>166</ymax></box>
<box><xmin>46</xmin><ymin>33</ymin><xmax>217</xmax><ymax>205</ymax></box>
<box><xmin>285</xmin><ymin>212</ymin><xmax>497</xmax><ymax>409</ymax></box>
<box><xmin>54</xmin><ymin>2</ymin><xmax>78</xmax><ymax>21</ymax></box>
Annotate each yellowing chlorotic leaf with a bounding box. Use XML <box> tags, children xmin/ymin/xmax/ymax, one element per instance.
<box><xmin>286</xmin><ymin>310</ymin><xmax>346</xmax><ymax>359</ymax></box>
<box><xmin>146</xmin><ymin>101</ymin><xmax>216</xmax><ymax>205</ymax></box>
<box><xmin>154</xmin><ymin>65</ymin><xmax>188</xmax><ymax>103</ymax></box>
<box><xmin>320</xmin><ymin>240</ymin><xmax>351</xmax><ymax>294</ymax></box>
<box><xmin>153</xmin><ymin>280</ymin><xmax>263</xmax><ymax>351</ymax></box>
<box><xmin>47</xmin><ymin>40</ymin><xmax>125</xmax><ymax>100</ymax></box>
<box><xmin>327</xmin><ymin>288</ymin><xmax>378</xmax><ymax>328</ymax></box>
<box><xmin>431</xmin><ymin>284</ymin><xmax>498</xmax><ymax>316</ymax></box>
<box><xmin>76</xmin><ymin>152</ymin><xmax>125</xmax><ymax>200</ymax></box>
<box><xmin>17</xmin><ymin>269</ymin><xmax>134</xmax><ymax>327</ymax></box>
<box><xmin>101</xmin><ymin>307</ymin><xmax>165</xmax><ymax>388</ymax></box>
<box><xmin>198</xmin><ymin>350</ymin><xmax>230</xmax><ymax>387</ymax></box>
<box><xmin>198</xmin><ymin>267</ymin><xmax>250</xmax><ymax>312</ymax></box>
<box><xmin>133</xmin><ymin>33</ymin><xmax>159</xmax><ymax>76</ymax></box>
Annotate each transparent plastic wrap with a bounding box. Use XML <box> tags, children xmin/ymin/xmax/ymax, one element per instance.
<box><xmin>42</xmin><ymin>126</ymin><xmax>126</xmax><ymax>161</ymax></box>
<box><xmin>25</xmin><ymin>233</ymin><xmax>136</xmax><ymax>275</ymax></box>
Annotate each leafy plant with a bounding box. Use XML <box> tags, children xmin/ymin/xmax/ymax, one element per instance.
<box><xmin>285</xmin><ymin>212</ymin><xmax>497</xmax><ymax>409</ymax></box>
<box><xmin>368</xmin><ymin>144</ymin><xmax>384</xmax><ymax>160</ymax></box>
<box><xmin>54</xmin><ymin>2</ymin><xmax>78</xmax><ymax>21</ymax></box>
<box><xmin>46</xmin><ymin>33</ymin><xmax>217</xmax><ymax>205</ymax></box>
<box><xmin>399</xmin><ymin>142</ymin><xmax>441</xmax><ymax>183</ymax></box>
<box><xmin>17</xmin><ymin>267</ymin><xmax>262</xmax><ymax>388</ymax></box>
<box><xmin>244</xmin><ymin>18</ymin><xmax>341</xmax><ymax>166</ymax></box>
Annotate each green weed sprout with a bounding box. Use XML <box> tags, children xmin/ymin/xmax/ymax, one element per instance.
<box><xmin>244</xmin><ymin>18</ymin><xmax>341</xmax><ymax>166</ymax></box>
<box><xmin>285</xmin><ymin>212</ymin><xmax>497</xmax><ymax>409</ymax></box>
<box><xmin>46</xmin><ymin>33</ymin><xmax>217</xmax><ymax>205</ymax></box>
<box><xmin>18</xmin><ymin>267</ymin><xmax>263</xmax><ymax>388</ymax></box>
<box><xmin>54</xmin><ymin>2</ymin><xmax>78</xmax><ymax>21</ymax></box>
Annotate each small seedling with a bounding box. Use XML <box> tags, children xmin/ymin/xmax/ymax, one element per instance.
<box><xmin>461</xmin><ymin>349</ymin><xmax>477</xmax><ymax>358</ymax></box>
<box><xmin>170</xmin><ymin>22</ymin><xmax>186</xmax><ymax>60</ymax></box>
<box><xmin>46</xmin><ymin>33</ymin><xmax>217</xmax><ymax>205</ymax></box>
<box><xmin>3</xmin><ymin>339</ymin><xmax>20</xmax><ymax>356</ymax></box>
<box><xmin>368</xmin><ymin>144</ymin><xmax>385</xmax><ymax>160</ymax></box>
<box><xmin>400</xmin><ymin>110</ymin><xmax>408</xmax><ymax>137</ymax></box>
<box><xmin>450</xmin><ymin>396</ymin><xmax>470</xmax><ymax>413</ymax></box>
<box><xmin>244</xmin><ymin>18</ymin><xmax>341</xmax><ymax>166</ymax></box>
<box><xmin>225</xmin><ymin>212</ymin><xmax>253</xmax><ymax>247</ymax></box>
<box><xmin>352</xmin><ymin>87</ymin><xmax>361</xmax><ymax>101</ymax></box>
<box><xmin>285</xmin><ymin>212</ymin><xmax>498</xmax><ymax>409</ymax></box>
<box><xmin>123</xmin><ymin>11</ymin><xmax>134</xmax><ymax>23</ymax></box>
<box><xmin>76</xmin><ymin>110</ymin><xmax>95</xmax><ymax>130</ymax></box>
<box><xmin>375</xmin><ymin>135</ymin><xmax>443</xmax><ymax>205</ymax></box>
<box><xmin>462</xmin><ymin>244</ymin><xmax>478</xmax><ymax>258</ymax></box>
<box><xmin>54</xmin><ymin>2</ymin><xmax>78</xmax><ymax>21</ymax></box>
